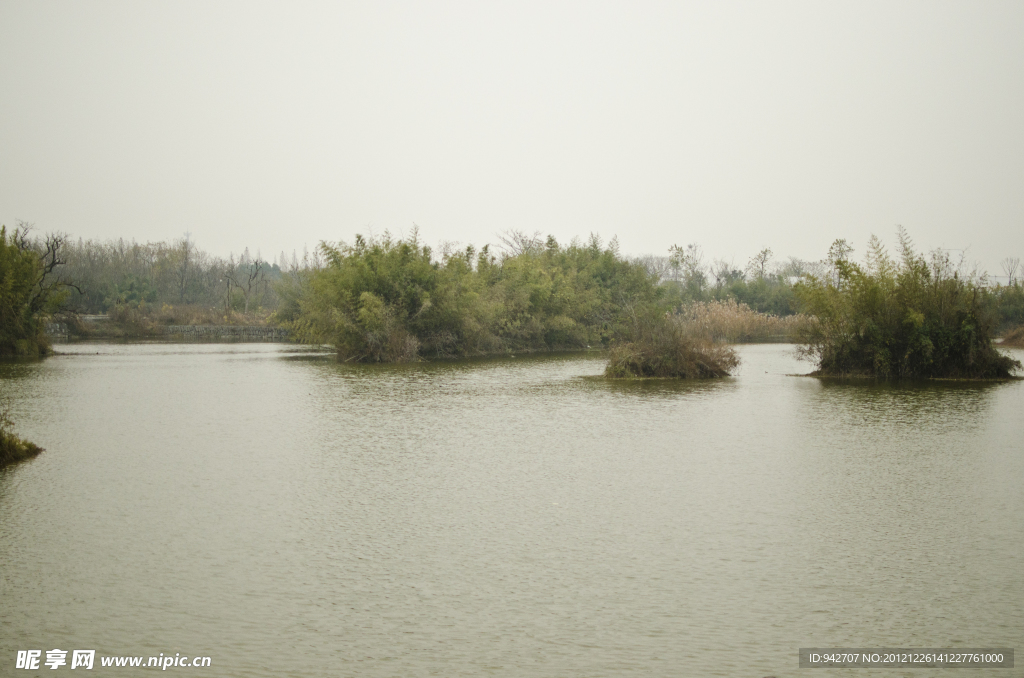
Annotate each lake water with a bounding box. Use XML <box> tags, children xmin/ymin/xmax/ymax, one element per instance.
<box><xmin>2</xmin><ymin>343</ymin><xmax>1022</xmax><ymax>677</ymax></box>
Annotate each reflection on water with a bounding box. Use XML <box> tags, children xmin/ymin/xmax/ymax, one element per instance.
<box><xmin>1</xmin><ymin>343</ymin><xmax>1021</xmax><ymax>677</ymax></box>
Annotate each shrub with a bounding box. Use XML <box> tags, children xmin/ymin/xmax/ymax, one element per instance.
<box><xmin>605</xmin><ymin>314</ymin><xmax>739</xmax><ymax>378</ymax></box>
<box><xmin>0</xmin><ymin>404</ymin><xmax>43</xmax><ymax>468</ymax></box>
<box><xmin>795</xmin><ymin>230</ymin><xmax>1021</xmax><ymax>379</ymax></box>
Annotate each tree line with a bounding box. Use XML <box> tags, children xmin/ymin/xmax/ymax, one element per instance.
<box><xmin>3</xmin><ymin>222</ymin><xmax>1023</xmax><ymax>377</ymax></box>
<box><xmin>56</xmin><ymin>233</ymin><xmax>283</xmax><ymax>315</ymax></box>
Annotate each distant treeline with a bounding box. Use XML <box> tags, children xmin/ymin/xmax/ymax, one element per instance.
<box><xmin>24</xmin><ymin>225</ymin><xmax>1024</xmax><ymax>332</ymax></box>
<box><xmin>56</xmin><ymin>235</ymin><xmax>286</xmax><ymax>315</ymax></box>
<box><xmin>4</xmin><ymin>222</ymin><xmax>1024</xmax><ymax>366</ymax></box>
<box><xmin>643</xmin><ymin>242</ymin><xmax>1024</xmax><ymax>331</ymax></box>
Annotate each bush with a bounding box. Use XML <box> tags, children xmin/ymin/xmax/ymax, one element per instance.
<box><xmin>0</xmin><ymin>404</ymin><xmax>43</xmax><ymax>468</ymax></box>
<box><xmin>795</xmin><ymin>230</ymin><xmax>1021</xmax><ymax>379</ymax></box>
<box><xmin>605</xmin><ymin>314</ymin><xmax>739</xmax><ymax>378</ymax></box>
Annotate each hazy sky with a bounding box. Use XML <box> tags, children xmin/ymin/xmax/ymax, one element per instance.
<box><xmin>2</xmin><ymin>1</ymin><xmax>1022</xmax><ymax>273</ymax></box>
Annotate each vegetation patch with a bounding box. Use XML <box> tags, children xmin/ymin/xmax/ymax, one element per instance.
<box><xmin>676</xmin><ymin>299</ymin><xmax>813</xmax><ymax>343</ymax></box>
<box><xmin>0</xmin><ymin>404</ymin><xmax>43</xmax><ymax>468</ymax></box>
<box><xmin>73</xmin><ymin>303</ymin><xmax>278</xmax><ymax>339</ymax></box>
<box><xmin>285</xmin><ymin>230</ymin><xmax>661</xmax><ymax>362</ymax></box>
<box><xmin>795</xmin><ymin>230</ymin><xmax>1021</xmax><ymax>379</ymax></box>
<box><xmin>605</xmin><ymin>314</ymin><xmax>739</xmax><ymax>378</ymax></box>
<box><xmin>1</xmin><ymin>225</ymin><xmax>75</xmax><ymax>356</ymax></box>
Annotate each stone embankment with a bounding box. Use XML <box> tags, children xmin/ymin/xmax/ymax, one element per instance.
<box><xmin>44</xmin><ymin>322</ymin><xmax>289</xmax><ymax>341</ymax></box>
<box><xmin>163</xmin><ymin>325</ymin><xmax>290</xmax><ymax>340</ymax></box>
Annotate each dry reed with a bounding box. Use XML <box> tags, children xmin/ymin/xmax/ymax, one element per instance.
<box><xmin>605</xmin><ymin>315</ymin><xmax>739</xmax><ymax>378</ymax></box>
<box><xmin>676</xmin><ymin>299</ymin><xmax>811</xmax><ymax>343</ymax></box>
<box><xmin>1001</xmin><ymin>326</ymin><xmax>1024</xmax><ymax>348</ymax></box>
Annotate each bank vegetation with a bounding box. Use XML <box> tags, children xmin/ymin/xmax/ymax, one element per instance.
<box><xmin>0</xmin><ymin>225</ymin><xmax>78</xmax><ymax>356</ymax></box>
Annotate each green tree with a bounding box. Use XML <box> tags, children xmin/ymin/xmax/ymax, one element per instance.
<box><xmin>0</xmin><ymin>225</ymin><xmax>75</xmax><ymax>356</ymax></box>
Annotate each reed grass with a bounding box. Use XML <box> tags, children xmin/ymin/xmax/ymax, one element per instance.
<box><xmin>676</xmin><ymin>299</ymin><xmax>812</xmax><ymax>343</ymax></box>
<box><xmin>605</xmin><ymin>315</ymin><xmax>739</xmax><ymax>378</ymax></box>
<box><xmin>77</xmin><ymin>303</ymin><xmax>278</xmax><ymax>338</ymax></box>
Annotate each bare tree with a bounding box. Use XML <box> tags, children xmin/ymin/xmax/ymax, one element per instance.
<box><xmin>226</xmin><ymin>250</ymin><xmax>266</xmax><ymax>315</ymax></box>
<box><xmin>174</xmin><ymin>234</ymin><xmax>197</xmax><ymax>303</ymax></box>
<box><xmin>1001</xmin><ymin>256</ymin><xmax>1020</xmax><ymax>285</ymax></box>
<box><xmin>708</xmin><ymin>259</ymin><xmax>745</xmax><ymax>288</ymax></box>
<box><xmin>824</xmin><ymin>239</ymin><xmax>854</xmax><ymax>286</ymax></box>
<box><xmin>633</xmin><ymin>255</ymin><xmax>672</xmax><ymax>283</ymax></box>
<box><xmin>13</xmin><ymin>222</ymin><xmax>81</xmax><ymax>314</ymax></box>
<box><xmin>745</xmin><ymin>248</ymin><xmax>774</xmax><ymax>281</ymax></box>
<box><xmin>669</xmin><ymin>243</ymin><xmax>708</xmax><ymax>293</ymax></box>
<box><xmin>496</xmin><ymin>230</ymin><xmax>544</xmax><ymax>257</ymax></box>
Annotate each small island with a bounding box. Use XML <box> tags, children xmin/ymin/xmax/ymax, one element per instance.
<box><xmin>794</xmin><ymin>230</ymin><xmax>1021</xmax><ymax>379</ymax></box>
<box><xmin>603</xmin><ymin>314</ymin><xmax>739</xmax><ymax>378</ymax></box>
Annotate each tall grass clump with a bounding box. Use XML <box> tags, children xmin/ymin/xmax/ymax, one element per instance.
<box><xmin>796</xmin><ymin>229</ymin><xmax>1021</xmax><ymax>379</ymax></box>
<box><xmin>677</xmin><ymin>299</ymin><xmax>812</xmax><ymax>343</ymax></box>
<box><xmin>605</xmin><ymin>312</ymin><xmax>739</xmax><ymax>378</ymax></box>
<box><xmin>0</xmin><ymin>403</ymin><xmax>43</xmax><ymax>467</ymax></box>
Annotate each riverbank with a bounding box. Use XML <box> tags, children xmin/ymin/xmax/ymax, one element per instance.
<box><xmin>49</xmin><ymin>313</ymin><xmax>289</xmax><ymax>342</ymax></box>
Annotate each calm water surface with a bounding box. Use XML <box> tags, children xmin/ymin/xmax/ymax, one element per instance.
<box><xmin>1</xmin><ymin>343</ymin><xmax>1022</xmax><ymax>677</ymax></box>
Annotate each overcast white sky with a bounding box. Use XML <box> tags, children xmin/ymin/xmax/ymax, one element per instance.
<box><xmin>1</xmin><ymin>1</ymin><xmax>1022</xmax><ymax>273</ymax></box>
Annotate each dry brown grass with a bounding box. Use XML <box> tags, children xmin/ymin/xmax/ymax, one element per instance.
<box><xmin>1001</xmin><ymin>325</ymin><xmax>1024</xmax><ymax>348</ymax></box>
<box><xmin>82</xmin><ymin>304</ymin><xmax>277</xmax><ymax>338</ymax></box>
<box><xmin>605</xmin><ymin>316</ymin><xmax>739</xmax><ymax>378</ymax></box>
<box><xmin>676</xmin><ymin>299</ymin><xmax>812</xmax><ymax>343</ymax></box>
